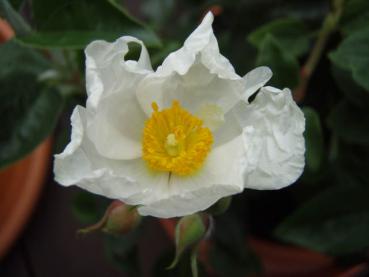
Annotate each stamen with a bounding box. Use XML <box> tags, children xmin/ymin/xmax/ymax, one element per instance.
<box><xmin>142</xmin><ymin>101</ymin><xmax>213</xmax><ymax>175</ymax></box>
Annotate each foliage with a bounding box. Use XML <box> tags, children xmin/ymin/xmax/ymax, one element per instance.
<box><xmin>2</xmin><ymin>0</ymin><xmax>369</xmax><ymax>276</ymax></box>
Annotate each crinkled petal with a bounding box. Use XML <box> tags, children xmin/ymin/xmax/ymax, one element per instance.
<box><xmin>85</xmin><ymin>36</ymin><xmax>152</xmax><ymax>110</ymax></box>
<box><xmin>138</xmin><ymin>135</ymin><xmax>245</xmax><ymax>218</ymax></box>
<box><xmin>242</xmin><ymin>66</ymin><xmax>272</xmax><ymax>102</ymax></box>
<box><xmin>233</xmin><ymin>86</ymin><xmax>305</xmax><ymax>190</ymax></box>
<box><xmin>136</xmin><ymin>12</ymin><xmax>243</xmax><ymax>118</ymax></box>
<box><xmin>54</xmin><ymin>106</ymin><xmax>168</xmax><ymax>205</ymax></box>
<box><xmin>84</xmin><ymin>36</ymin><xmax>153</xmax><ymax>160</ymax></box>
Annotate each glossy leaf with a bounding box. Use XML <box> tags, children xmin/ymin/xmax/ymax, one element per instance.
<box><xmin>329</xmin><ymin>28</ymin><xmax>369</xmax><ymax>91</ymax></box>
<box><xmin>18</xmin><ymin>0</ymin><xmax>161</xmax><ymax>49</ymax></box>
<box><xmin>0</xmin><ymin>40</ymin><xmax>63</xmax><ymax>169</ymax></box>
<box><xmin>276</xmin><ymin>185</ymin><xmax>369</xmax><ymax>255</ymax></box>
<box><xmin>17</xmin><ymin>31</ymin><xmax>131</xmax><ymax>49</ymax></box>
<box><xmin>256</xmin><ymin>34</ymin><xmax>300</xmax><ymax>89</ymax></box>
<box><xmin>248</xmin><ymin>18</ymin><xmax>310</xmax><ymax>57</ymax></box>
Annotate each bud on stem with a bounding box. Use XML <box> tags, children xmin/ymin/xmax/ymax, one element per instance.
<box><xmin>78</xmin><ymin>200</ymin><xmax>140</xmax><ymax>235</ymax></box>
<box><xmin>168</xmin><ymin>213</ymin><xmax>209</xmax><ymax>272</ymax></box>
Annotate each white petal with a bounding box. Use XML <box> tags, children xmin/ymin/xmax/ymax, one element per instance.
<box><xmin>85</xmin><ymin>36</ymin><xmax>152</xmax><ymax>110</ymax></box>
<box><xmin>234</xmin><ymin>86</ymin><xmax>305</xmax><ymax>190</ymax></box>
<box><xmin>242</xmin><ymin>66</ymin><xmax>272</xmax><ymax>102</ymax></box>
<box><xmin>54</xmin><ymin>106</ymin><xmax>169</xmax><ymax>205</ymax></box>
<box><xmin>138</xmin><ymin>135</ymin><xmax>245</xmax><ymax>218</ymax></box>
<box><xmin>84</xmin><ymin>36</ymin><xmax>153</xmax><ymax>160</ymax></box>
<box><xmin>86</xmin><ymin>92</ymin><xmax>146</xmax><ymax>160</ymax></box>
<box><xmin>136</xmin><ymin>12</ymin><xmax>243</xmax><ymax>117</ymax></box>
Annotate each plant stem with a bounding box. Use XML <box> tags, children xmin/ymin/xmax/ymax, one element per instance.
<box><xmin>294</xmin><ymin>0</ymin><xmax>345</xmax><ymax>103</ymax></box>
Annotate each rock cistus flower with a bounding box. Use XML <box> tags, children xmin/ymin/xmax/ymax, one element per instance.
<box><xmin>54</xmin><ymin>12</ymin><xmax>305</xmax><ymax>218</ymax></box>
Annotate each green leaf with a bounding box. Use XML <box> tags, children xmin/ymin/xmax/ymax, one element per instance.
<box><xmin>331</xmin><ymin>65</ymin><xmax>369</xmax><ymax>108</ymax></box>
<box><xmin>0</xmin><ymin>79</ymin><xmax>64</xmax><ymax>168</ymax></box>
<box><xmin>248</xmin><ymin>18</ymin><xmax>310</xmax><ymax>57</ymax></box>
<box><xmin>327</xmin><ymin>100</ymin><xmax>369</xmax><ymax>145</ymax></box>
<box><xmin>275</xmin><ymin>185</ymin><xmax>369</xmax><ymax>255</ymax></box>
<box><xmin>18</xmin><ymin>0</ymin><xmax>161</xmax><ymax>49</ymax></box>
<box><xmin>303</xmin><ymin>107</ymin><xmax>324</xmax><ymax>173</ymax></box>
<box><xmin>340</xmin><ymin>0</ymin><xmax>369</xmax><ymax>35</ymax></box>
<box><xmin>329</xmin><ymin>28</ymin><xmax>369</xmax><ymax>91</ymax></box>
<box><xmin>256</xmin><ymin>34</ymin><xmax>300</xmax><ymax>89</ymax></box>
<box><xmin>0</xmin><ymin>40</ymin><xmax>63</xmax><ymax>168</ymax></box>
<box><xmin>16</xmin><ymin>31</ymin><xmax>133</xmax><ymax>49</ymax></box>
<box><xmin>0</xmin><ymin>40</ymin><xmax>49</xmax><ymax>76</ymax></box>
<box><xmin>0</xmin><ymin>0</ymin><xmax>30</xmax><ymax>36</ymax></box>
<box><xmin>332</xmin><ymin>141</ymin><xmax>369</xmax><ymax>187</ymax></box>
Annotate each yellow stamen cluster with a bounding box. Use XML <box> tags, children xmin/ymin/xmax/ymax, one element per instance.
<box><xmin>142</xmin><ymin>101</ymin><xmax>213</xmax><ymax>175</ymax></box>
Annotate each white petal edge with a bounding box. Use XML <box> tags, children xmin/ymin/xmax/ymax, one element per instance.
<box><xmin>136</xmin><ymin>12</ymin><xmax>243</xmax><ymax>117</ymax></box>
<box><xmin>234</xmin><ymin>86</ymin><xmax>305</xmax><ymax>190</ymax></box>
<box><xmin>242</xmin><ymin>66</ymin><xmax>272</xmax><ymax>102</ymax></box>
<box><xmin>85</xmin><ymin>36</ymin><xmax>152</xmax><ymax>110</ymax></box>
<box><xmin>54</xmin><ymin>106</ymin><xmax>169</xmax><ymax>205</ymax></box>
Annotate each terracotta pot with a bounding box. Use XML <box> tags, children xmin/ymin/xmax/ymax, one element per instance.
<box><xmin>0</xmin><ymin>17</ymin><xmax>52</xmax><ymax>259</ymax></box>
<box><xmin>0</xmin><ymin>18</ymin><xmax>14</xmax><ymax>42</ymax></box>
<box><xmin>0</xmin><ymin>138</ymin><xmax>52</xmax><ymax>259</ymax></box>
<box><xmin>160</xmin><ymin>219</ymin><xmax>367</xmax><ymax>277</ymax></box>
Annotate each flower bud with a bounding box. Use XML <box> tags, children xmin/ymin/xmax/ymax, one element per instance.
<box><xmin>168</xmin><ymin>213</ymin><xmax>209</xmax><ymax>269</ymax></box>
<box><xmin>78</xmin><ymin>200</ymin><xmax>140</xmax><ymax>235</ymax></box>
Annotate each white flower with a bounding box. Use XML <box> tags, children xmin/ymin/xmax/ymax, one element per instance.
<box><xmin>54</xmin><ymin>13</ymin><xmax>305</xmax><ymax>218</ymax></box>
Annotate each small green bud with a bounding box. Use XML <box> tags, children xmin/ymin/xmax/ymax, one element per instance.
<box><xmin>103</xmin><ymin>203</ymin><xmax>140</xmax><ymax>234</ymax></box>
<box><xmin>78</xmin><ymin>200</ymin><xmax>140</xmax><ymax>235</ymax></box>
<box><xmin>168</xmin><ymin>213</ymin><xmax>208</xmax><ymax>269</ymax></box>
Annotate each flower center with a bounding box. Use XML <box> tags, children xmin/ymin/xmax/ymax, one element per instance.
<box><xmin>142</xmin><ymin>101</ymin><xmax>213</xmax><ymax>175</ymax></box>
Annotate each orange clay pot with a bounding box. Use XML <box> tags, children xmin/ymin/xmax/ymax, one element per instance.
<box><xmin>160</xmin><ymin>219</ymin><xmax>368</xmax><ymax>277</ymax></box>
<box><xmin>0</xmin><ymin>17</ymin><xmax>52</xmax><ymax>259</ymax></box>
<box><xmin>0</xmin><ymin>138</ymin><xmax>52</xmax><ymax>259</ymax></box>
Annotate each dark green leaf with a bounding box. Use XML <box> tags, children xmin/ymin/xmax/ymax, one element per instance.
<box><xmin>332</xmin><ymin>142</ymin><xmax>369</xmax><ymax>188</ymax></box>
<box><xmin>327</xmin><ymin>100</ymin><xmax>369</xmax><ymax>145</ymax></box>
<box><xmin>331</xmin><ymin>65</ymin><xmax>369</xmax><ymax>108</ymax></box>
<box><xmin>16</xmin><ymin>31</ymin><xmax>135</xmax><ymax>49</ymax></box>
<box><xmin>0</xmin><ymin>0</ymin><xmax>30</xmax><ymax>36</ymax></box>
<box><xmin>340</xmin><ymin>0</ymin><xmax>369</xmax><ymax>35</ymax></box>
<box><xmin>329</xmin><ymin>28</ymin><xmax>369</xmax><ymax>91</ymax></box>
<box><xmin>256</xmin><ymin>34</ymin><xmax>300</xmax><ymax>88</ymax></box>
<box><xmin>0</xmin><ymin>40</ymin><xmax>63</xmax><ymax>168</ymax></box>
<box><xmin>19</xmin><ymin>0</ymin><xmax>161</xmax><ymax>49</ymax></box>
<box><xmin>303</xmin><ymin>107</ymin><xmax>324</xmax><ymax>173</ymax></box>
<box><xmin>248</xmin><ymin>18</ymin><xmax>310</xmax><ymax>57</ymax></box>
<box><xmin>0</xmin><ymin>79</ymin><xmax>64</xmax><ymax>168</ymax></box>
<box><xmin>275</xmin><ymin>185</ymin><xmax>369</xmax><ymax>255</ymax></box>
<box><xmin>0</xmin><ymin>39</ymin><xmax>49</xmax><ymax>77</ymax></box>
